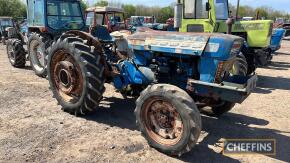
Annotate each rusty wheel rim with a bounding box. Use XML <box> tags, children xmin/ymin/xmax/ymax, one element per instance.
<box><xmin>50</xmin><ymin>50</ymin><xmax>83</xmax><ymax>103</ymax></box>
<box><xmin>142</xmin><ymin>97</ymin><xmax>184</xmax><ymax>146</ymax></box>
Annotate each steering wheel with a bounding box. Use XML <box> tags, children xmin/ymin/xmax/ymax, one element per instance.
<box><xmin>62</xmin><ymin>21</ymin><xmax>81</xmax><ymax>29</ymax></box>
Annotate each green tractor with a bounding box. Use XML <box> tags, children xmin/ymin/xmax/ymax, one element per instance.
<box><xmin>175</xmin><ymin>0</ymin><xmax>274</xmax><ymax>74</ymax></box>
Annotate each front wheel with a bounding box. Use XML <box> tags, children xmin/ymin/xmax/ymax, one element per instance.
<box><xmin>6</xmin><ymin>39</ymin><xmax>26</xmax><ymax>68</ymax></box>
<box><xmin>135</xmin><ymin>84</ymin><xmax>202</xmax><ymax>156</ymax></box>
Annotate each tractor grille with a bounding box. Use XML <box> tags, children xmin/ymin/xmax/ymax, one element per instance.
<box><xmin>187</xmin><ymin>24</ymin><xmax>204</xmax><ymax>32</ymax></box>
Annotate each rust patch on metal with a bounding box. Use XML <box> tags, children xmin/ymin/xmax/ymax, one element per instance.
<box><xmin>51</xmin><ymin>50</ymin><xmax>83</xmax><ymax>103</ymax></box>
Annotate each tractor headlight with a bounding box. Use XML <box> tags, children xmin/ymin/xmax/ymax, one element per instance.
<box><xmin>214</xmin><ymin>58</ymin><xmax>236</xmax><ymax>84</ymax></box>
<box><xmin>230</xmin><ymin>40</ymin><xmax>243</xmax><ymax>56</ymax></box>
<box><xmin>5</xmin><ymin>27</ymin><xmax>10</xmax><ymax>32</ymax></box>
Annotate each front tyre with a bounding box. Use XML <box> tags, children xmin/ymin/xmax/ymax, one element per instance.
<box><xmin>6</xmin><ymin>39</ymin><xmax>26</xmax><ymax>68</ymax></box>
<box><xmin>135</xmin><ymin>84</ymin><xmax>202</xmax><ymax>156</ymax></box>
<box><xmin>28</xmin><ymin>33</ymin><xmax>51</xmax><ymax>77</ymax></box>
<box><xmin>47</xmin><ymin>34</ymin><xmax>105</xmax><ymax>115</ymax></box>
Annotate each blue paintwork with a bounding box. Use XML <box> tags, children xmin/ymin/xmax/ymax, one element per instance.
<box><xmin>26</xmin><ymin>0</ymin><xmax>86</xmax><ymax>36</ymax></box>
<box><xmin>199</xmin><ymin>37</ymin><xmax>237</xmax><ymax>83</ymax></box>
<box><xmin>125</xmin><ymin>31</ymin><xmax>242</xmax><ymax>84</ymax></box>
<box><xmin>113</xmin><ymin>60</ymin><xmax>154</xmax><ymax>89</ymax></box>
<box><xmin>91</xmin><ymin>25</ymin><xmax>114</xmax><ymax>41</ymax></box>
<box><xmin>270</xmin><ymin>28</ymin><xmax>286</xmax><ymax>52</ymax></box>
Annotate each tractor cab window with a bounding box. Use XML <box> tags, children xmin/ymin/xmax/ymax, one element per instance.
<box><xmin>184</xmin><ymin>0</ymin><xmax>209</xmax><ymax>19</ymax></box>
<box><xmin>196</xmin><ymin>0</ymin><xmax>208</xmax><ymax>19</ymax></box>
<box><xmin>47</xmin><ymin>1</ymin><xmax>85</xmax><ymax>30</ymax></box>
<box><xmin>85</xmin><ymin>12</ymin><xmax>104</xmax><ymax>26</ymax></box>
<box><xmin>108</xmin><ymin>13</ymin><xmax>123</xmax><ymax>25</ymax></box>
<box><xmin>0</xmin><ymin>19</ymin><xmax>13</xmax><ymax>26</ymax></box>
<box><xmin>96</xmin><ymin>14</ymin><xmax>105</xmax><ymax>25</ymax></box>
<box><xmin>86</xmin><ymin>12</ymin><xmax>94</xmax><ymax>26</ymax></box>
<box><xmin>215</xmin><ymin>0</ymin><xmax>229</xmax><ymax>20</ymax></box>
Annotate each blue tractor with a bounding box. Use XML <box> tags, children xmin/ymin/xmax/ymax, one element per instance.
<box><xmin>47</xmin><ymin>26</ymin><xmax>257</xmax><ymax>155</ymax></box>
<box><xmin>6</xmin><ymin>0</ymin><xmax>86</xmax><ymax>77</ymax></box>
<box><xmin>270</xmin><ymin>28</ymin><xmax>286</xmax><ymax>53</ymax></box>
<box><xmin>0</xmin><ymin>17</ymin><xmax>14</xmax><ymax>45</ymax></box>
<box><xmin>7</xmin><ymin>0</ymin><xmax>257</xmax><ymax>156</ymax></box>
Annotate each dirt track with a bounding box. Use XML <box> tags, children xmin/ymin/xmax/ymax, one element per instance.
<box><xmin>0</xmin><ymin>41</ymin><xmax>290</xmax><ymax>163</ymax></box>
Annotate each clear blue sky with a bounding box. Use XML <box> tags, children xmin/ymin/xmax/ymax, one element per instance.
<box><xmin>86</xmin><ymin>0</ymin><xmax>290</xmax><ymax>13</ymax></box>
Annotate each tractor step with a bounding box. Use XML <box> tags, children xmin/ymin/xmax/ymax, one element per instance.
<box><xmin>187</xmin><ymin>74</ymin><xmax>258</xmax><ymax>104</ymax></box>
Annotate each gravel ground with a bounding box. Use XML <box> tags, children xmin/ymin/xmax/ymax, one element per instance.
<box><xmin>0</xmin><ymin>40</ymin><xmax>290</xmax><ymax>163</ymax></box>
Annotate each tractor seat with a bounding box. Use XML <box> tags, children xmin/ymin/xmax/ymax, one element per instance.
<box><xmin>91</xmin><ymin>25</ymin><xmax>114</xmax><ymax>43</ymax></box>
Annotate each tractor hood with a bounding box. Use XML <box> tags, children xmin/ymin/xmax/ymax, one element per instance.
<box><xmin>126</xmin><ymin>27</ymin><xmax>244</xmax><ymax>57</ymax></box>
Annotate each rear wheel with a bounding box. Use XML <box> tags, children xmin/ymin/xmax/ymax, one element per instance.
<box><xmin>28</xmin><ymin>33</ymin><xmax>51</xmax><ymax>77</ymax></box>
<box><xmin>135</xmin><ymin>84</ymin><xmax>201</xmax><ymax>156</ymax></box>
<box><xmin>6</xmin><ymin>39</ymin><xmax>26</xmax><ymax>68</ymax></box>
<box><xmin>206</xmin><ymin>53</ymin><xmax>248</xmax><ymax>117</ymax></box>
<box><xmin>47</xmin><ymin>34</ymin><xmax>105</xmax><ymax>115</ymax></box>
<box><xmin>230</xmin><ymin>53</ymin><xmax>248</xmax><ymax>76</ymax></box>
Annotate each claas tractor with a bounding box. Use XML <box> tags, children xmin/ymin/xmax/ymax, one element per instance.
<box><xmin>175</xmin><ymin>0</ymin><xmax>275</xmax><ymax>74</ymax></box>
<box><xmin>85</xmin><ymin>6</ymin><xmax>127</xmax><ymax>33</ymax></box>
<box><xmin>128</xmin><ymin>16</ymin><xmax>175</xmax><ymax>31</ymax></box>
<box><xmin>6</xmin><ymin>0</ymin><xmax>86</xmax><ymax>77</ymax></box>
<box><xmin>0</xmin><ymin>17</ymin><xmax>14</xmax><ymax>45</ymax></box>
<box><xmin>46</xmin><ymin>27</ymin><xmax>257</xmax><ymax>155</ymax></box>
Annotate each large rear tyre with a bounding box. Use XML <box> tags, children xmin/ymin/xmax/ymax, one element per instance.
<box><xmin>6</xmin><ymin>39</ymin><xmax>26</xmax><ymax>68</ymax></box>
<box><xmin>135</xmin><ymin>84</ymin><xmax>201</xmax><ymax>156</ymax></box>
<box><xmin>205</xmin><ymin>53</ymin><xmax>248</xmax><ymax>117</ymax></box>
<box><xmin>47</xmin><ymin>34</ymin><xmax>105</xmax><ymax>115</ymax></box>
<box><xmin>242</xmin><ymin>47</ymin><xmax>256</xmax><ymax>75</ymax></box>
<box><xmin>230</xmin><ymin>53</ymin><xmax>248</xmax><ymax>76</ymax></box>
<box><xmin>28</xmin><ymin>33</ymin><xmax>51</xmax><ymax>78</ymax></box>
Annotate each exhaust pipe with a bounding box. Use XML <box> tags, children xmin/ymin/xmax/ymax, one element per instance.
<box><xmin>174</xmin><ymin>0</ymin><xmax>182</xmax><ymax>30</ymax></box>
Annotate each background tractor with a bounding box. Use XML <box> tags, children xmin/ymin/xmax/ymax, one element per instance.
<box><xmin>270</xmin><ymin>28</ymin><xmax>286</xmax><ymax>53</ymax></box>
<box><xmin>128</xmin><ymin>16</ymin><xmax>175</xmax><ymax>31</ymax></box>
<box><xmin>0</xmin><ymin>17</ymin><xmax>14</xmax><ymax>45</ymax></box>
<box><xmin>175</xmin><ymin>0</ymin><xmax>275</xmax><ymax>74</ymax></box>
<box><xmin>6</xmin><ymin>0</ymin><xmax>86</xmax><ymax>77</ymax></box>
<box><xmin>85</xmin><ymin>6</ymin><xmax>127</xmax><ymax>33</ymax></box>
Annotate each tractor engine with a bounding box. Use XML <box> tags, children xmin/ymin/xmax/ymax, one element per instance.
<box><xmin>110</xmin><ymin>29</ymin><xmax>244</xmax><ymax>94</ymax></box>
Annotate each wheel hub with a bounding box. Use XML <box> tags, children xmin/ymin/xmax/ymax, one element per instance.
<box><xmin>143</xmin><ymin>97</ymin><xmax>183</xmax><ymax>146</ymax></box>
<box><xmin>54</xmin><ymin>61</ymin><xmax>76</xmax><ymax>94</ymax></box>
